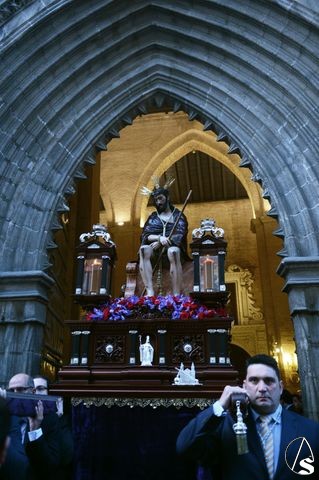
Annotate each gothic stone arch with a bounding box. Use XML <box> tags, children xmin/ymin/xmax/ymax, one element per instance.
<box><xmin>0</xmin><ymin>0</ymin><xmax>319</xmax><ymax>418</ymax></box>
<box><xmin>136</xmin><ymin>126</ymin><xmax>263</xmax><ymax>226</ymax></box>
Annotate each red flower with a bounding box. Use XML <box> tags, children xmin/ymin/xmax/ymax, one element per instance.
<box><xmin>183</xmin><ymin>301</ymin><xmax>192</xmax><ymax>308</ymax></box>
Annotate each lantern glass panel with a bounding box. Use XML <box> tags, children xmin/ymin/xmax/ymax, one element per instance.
<box><xmin>200</xmin><ymin>255</ymin><xmax>219</xmax><ymax>292</ymax></box>
<box><xmin>82</xmin><ymin>255</ymin><xmax>103</xmax><ymax>295</ymax></box>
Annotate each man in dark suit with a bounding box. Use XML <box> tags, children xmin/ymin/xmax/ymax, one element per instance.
<box><xmin>33</xmin><ymin>375</ymin><xmax>74</xmax><ymax>479</ymax></box>
<box><xmin>176</xmin><ymin>354</ymin><xmax>319</xmax><ymax>479</ymax></box>
<box><xmin>0</xmin><ymin>398</ymin><xmax>10</xmax><ymax>467</ymax></box>
<box><xmin>0</xmin><ymin>373</ymin><xmax>61</xmax><ymax>480</ymax></box>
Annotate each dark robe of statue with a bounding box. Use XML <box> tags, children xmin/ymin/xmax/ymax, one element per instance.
<box><xmin>140</xmin><ymin>208</ymin><xmax>189</xmax><ymax>267</ymax></box>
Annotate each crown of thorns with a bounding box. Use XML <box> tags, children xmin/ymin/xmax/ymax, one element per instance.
<box><xmin>140</xmin><ymin>175</ymin><xmax>175</xmax><ymax>196</ymax></box>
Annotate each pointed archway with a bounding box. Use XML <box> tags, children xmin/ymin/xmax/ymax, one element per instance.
<box><xmin>0</xmin><ymin>0</ymin><xmax>318</xmax><ymax>418</ymax></box>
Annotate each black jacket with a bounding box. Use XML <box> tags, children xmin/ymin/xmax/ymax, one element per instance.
<box><xmin>1</xmin><ymin>413</ymin><xmax>64</xmax><ymax>480</ymax></box>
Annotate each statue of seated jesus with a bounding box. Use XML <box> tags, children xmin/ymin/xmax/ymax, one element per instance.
<box><xmin>139</xmin><ymin>179</ymin><xmax>189</xmax><ymax>296</ymax></box>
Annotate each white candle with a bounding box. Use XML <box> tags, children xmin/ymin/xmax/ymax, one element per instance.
<box><xmin>203</xmin><ymin>257</ymin><xmax>214</xmax><ymax>291</ymax></box>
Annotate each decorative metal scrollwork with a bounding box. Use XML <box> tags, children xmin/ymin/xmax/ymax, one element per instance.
<box><xmin>79</xmin><ymin>224</ymin><xmax>115</xmax><ymax>245</ymax></box>
<box><xmin>172</xmin><ymin>335</ymin><xmax>204</xmax><ymax>364</ymax></box>
<box><xmin>95</xmin><ymin>335</ymin><xmax>124</xmax><ymax>363</ymax></box>
<box><xmin>192</xmin><ymin>218</ymin><xmax>224</xmax><ymax>239</ymax></box>
<box><xmin>72</xmin><ymin>397</ymin><xmax>214</xmax><ymax>410</ymax></box>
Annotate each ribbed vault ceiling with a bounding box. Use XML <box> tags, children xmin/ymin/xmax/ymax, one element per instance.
<box><xmin>153</xmin><ymin>152</ymin><xmax>248</xmax><ymax>206</ymax></box>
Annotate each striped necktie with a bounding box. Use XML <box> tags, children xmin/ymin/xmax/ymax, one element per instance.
<box><xmin>259</xmin><ymin>415</ymin><xmax>274</xmax><ymax>479</ymax></box>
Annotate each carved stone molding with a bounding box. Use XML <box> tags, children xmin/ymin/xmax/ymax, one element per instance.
<box><xmin>231</xmin><ymin>325</ymin><xmax>268</xmax><ymax>357</ymax></box>
<box><xmin>277</xmin><ymin>256</ymin><xmax>319</xmax><ymax>314</ymax></box>
<box><xmin>0</xmin><ymin>0</ymin><xmax>34</xmax><ymax>27</ymax></box>
<box><xmin>226</xmin><ymin>264</ymin><xmax>263</xmax><ymax>324</ymax></box>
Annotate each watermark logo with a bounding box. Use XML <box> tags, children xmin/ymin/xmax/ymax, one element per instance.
<box><xmin>285</xmin><ymin>437</ymin><xmax>314</xmax><ymax>475</ymax></box>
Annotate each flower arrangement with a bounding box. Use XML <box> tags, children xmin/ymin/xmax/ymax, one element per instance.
<box><xmin>85</xmin><ymin>294</ymin><xmax>227</xmax><ymax>322</ymax></box>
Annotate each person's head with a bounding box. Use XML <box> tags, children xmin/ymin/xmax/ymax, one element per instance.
<box><xmin>281</xmin><ymin>388</ymin><xmax>293</xmax><ymax>406</ymax></box>
<box><xmin>7</xmin><ymin>373</ymin><xmax>34</xmax><ymax>394</ymax></box>
<box><xmin>152</xmin><ymin>188</ymin><xmax>171</xmax><ymax>213</ymax></box>
<box><xmin>0</xmin><ymin>397</ymin><xmax>10</xmax><ymax>466</ymax></box>
<box><xmin>33</xmin><ymin>376</ymin><xmax>49</xmax><ymax>395</ymax></box>
<box><xmin>243</xmin><ymin>354</ymin><xmax>283</xmax><ymax>414</ymax></box>
<box><xmin>34</xmin><ymin>376</ymin><xmax>64</xmax><ymax>416</ymax></box>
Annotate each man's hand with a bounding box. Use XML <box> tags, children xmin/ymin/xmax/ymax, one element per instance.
<box><xmin>150</xmin><ymin>236</ymin><xmax>171</xmax><ymax>250</ymax></box>
<box><xmin>218</xmin><ymin>385</ymin><xmax>249</xmax><ymax>411</ymax></box>
<box><xmin>147</xmin><ymin>234</ymin><xmax>171</xmax><ymax>249</ymax></box>
<box><xmin>159</xmin><ymin>236</ymin><xmax>171</xmax><ymax>246</ymax></box>
<box><xmin>147</xmin><ymin>234</ymin><xmax>161</xmax><ymax>250</ymax></box>
<box><xmin>28</xmin><ymin>400</ymin><xmax>44</xmax><ymax>431</ymax></box>
<box><xmin>150</xmin><ymin>241</ymin><xmax>161</xmax><ymax>250</ymax></box>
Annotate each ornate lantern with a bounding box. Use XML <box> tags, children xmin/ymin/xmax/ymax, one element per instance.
<box><xmin>190</xmin><ymin>218</ymin><xmax>228</xmax><ymax>307</ymax></box>
<box><xmin>74</xmin><ymin>224</ymin><xmax>116</xmax><ymax>305</ymax></box>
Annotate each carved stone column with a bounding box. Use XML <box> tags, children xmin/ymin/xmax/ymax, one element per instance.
<box><xmin>277</xmin><ymin>256</ymin><xmax>319</xmax><ymax>421</ymax></box>
<box><xmin>251</xmin><ymin>216</ymin><xmax>289</xmax><ymax>353</ymax></box>
<box><xmin>0</xmin><ymin>271</ymin><xmax>54</xmax><ymax>385</ymax></box>
<box><xmin>251</xmin><ymin>216</ymin><xmax>294</xmax><ymax>388</ymax></box>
